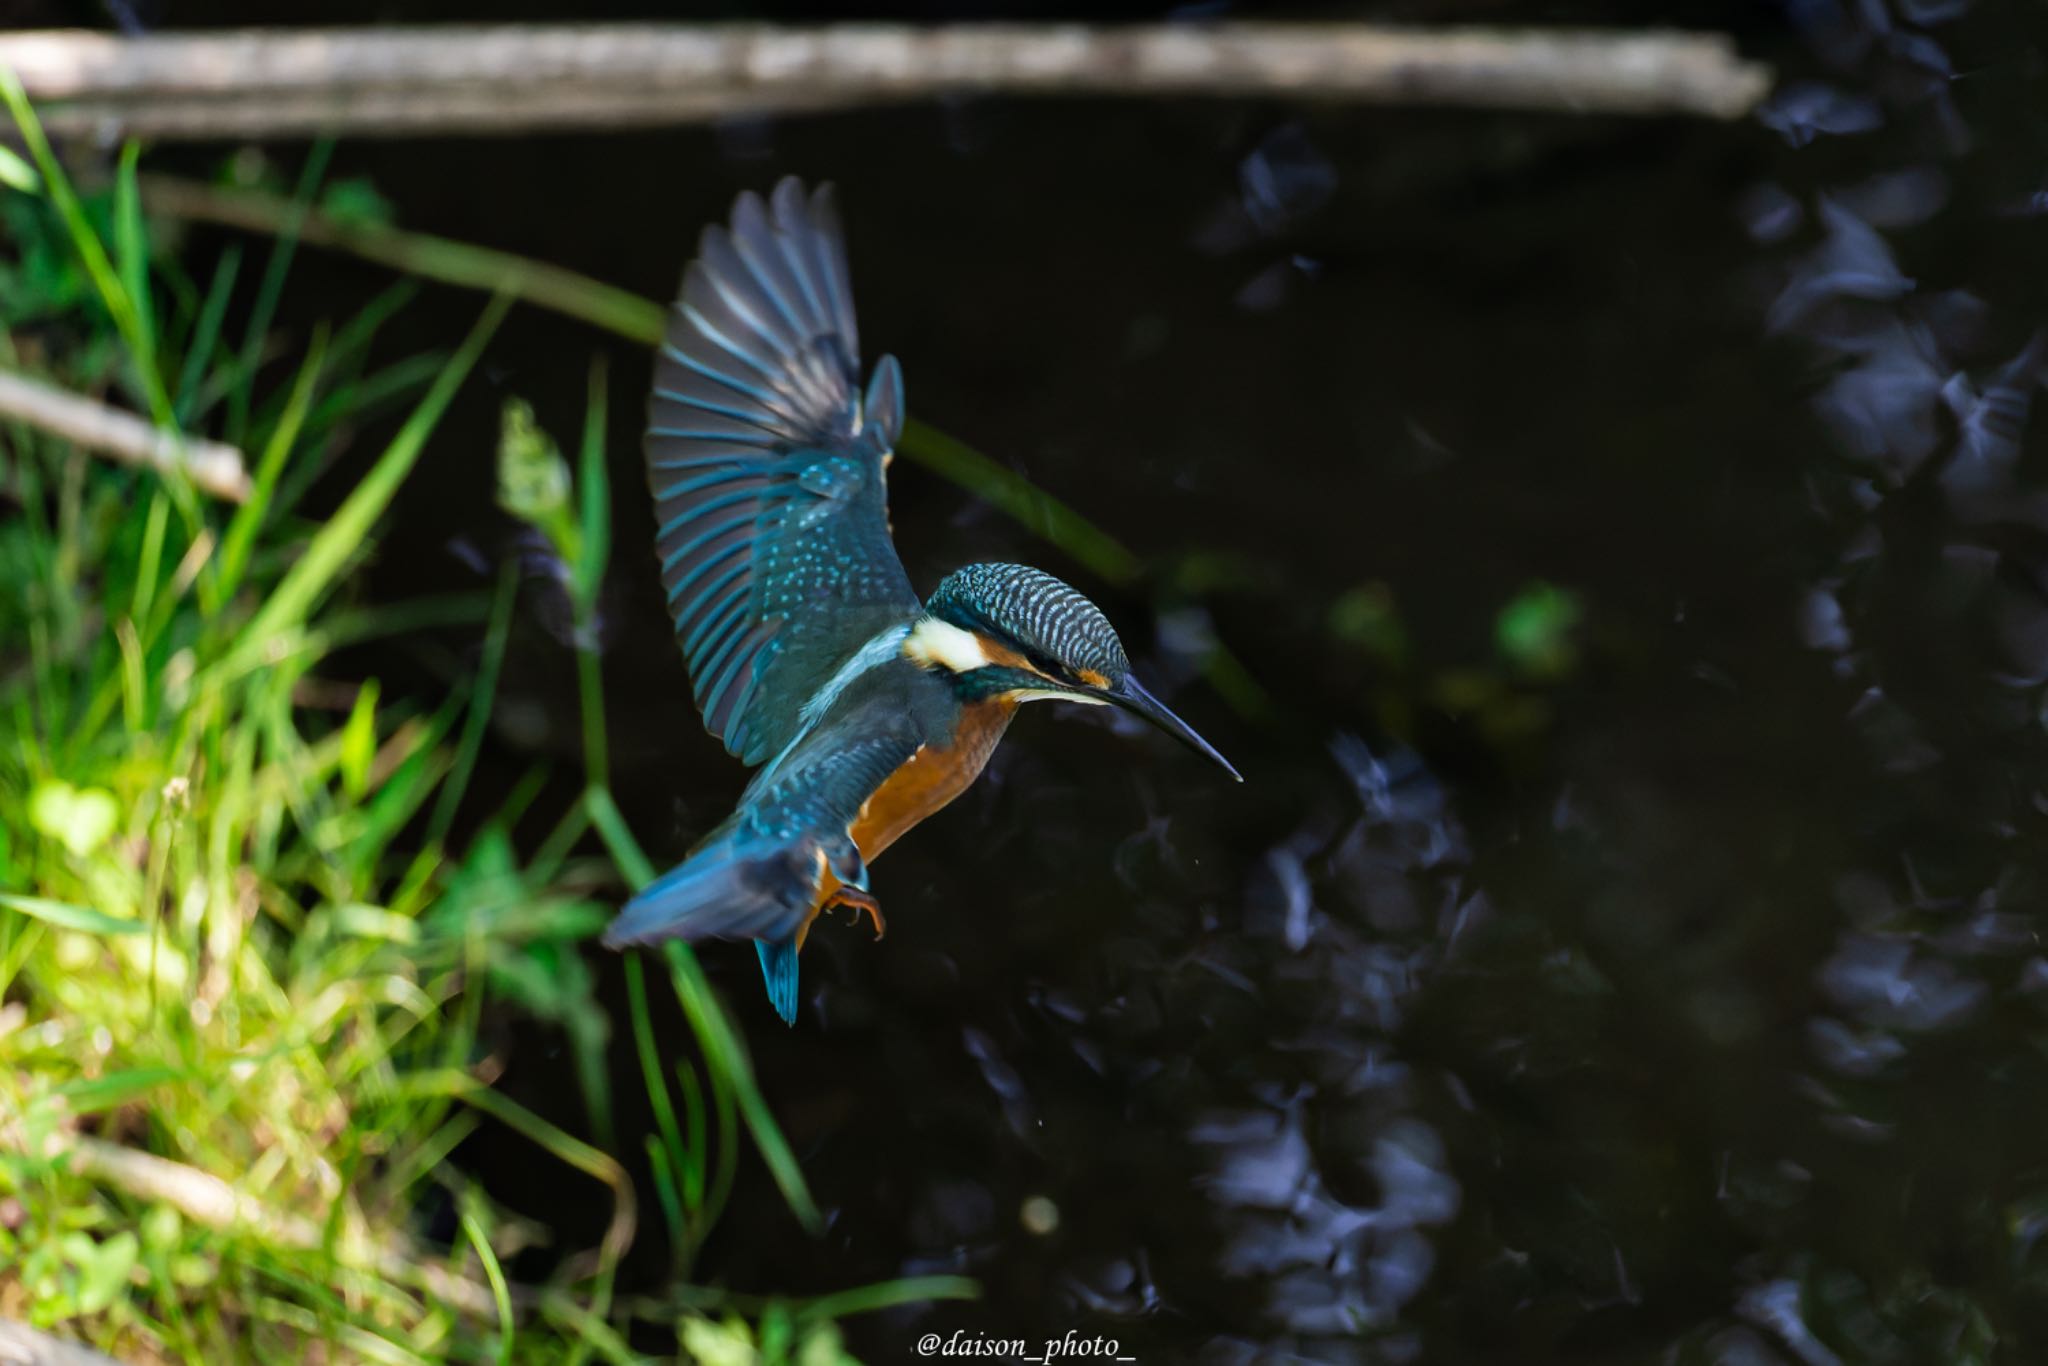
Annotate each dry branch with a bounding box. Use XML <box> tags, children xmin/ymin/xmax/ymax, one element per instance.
<box><xmin>0</xmin><ymin>23</ymin><xmax>1772</xmax><ymax>140</ymax></box>
<box><xmin>0</xmin><ymin>368</ymin><xmax>250</xmax><ymax>501</ymax></box>
<box><xmin>0</xmin><ymin>1321</ymin><xmax>123</xmax><ymax>1366</ymax></box>
<box><xmin>2</xmin><ymin>1125</ymin><xmax>506</xmax><ymax>1321</ymax></box>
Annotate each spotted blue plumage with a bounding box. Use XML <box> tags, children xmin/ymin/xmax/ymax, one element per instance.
<box><xmin>647</xmin><ymin>178</ymin><xmax>919</xmax><ymax>767</ymax></box>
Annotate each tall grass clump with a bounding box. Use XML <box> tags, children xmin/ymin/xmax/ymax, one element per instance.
<box><xmin>0</xmin><ymin>95</ymin><xmax>971</xmax><ymax>1362</ymax></box>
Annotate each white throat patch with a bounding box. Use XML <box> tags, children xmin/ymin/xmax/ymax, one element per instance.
<box><xmin>903</xmin><ymin>616</ymin><xmax>993</xmax><ymax>674</ymax></box>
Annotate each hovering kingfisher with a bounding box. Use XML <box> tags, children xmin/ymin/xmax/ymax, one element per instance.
<box><xmin>601</xmin><ymin>179</ymin><xmax>1240</xmax><ymax>1024</ymax></box>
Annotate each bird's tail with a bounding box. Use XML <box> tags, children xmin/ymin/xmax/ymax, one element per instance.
<box><xmin>754</xmin><ymin>939</ymin><xmax>801</xmax><ymax>1026</ymax></box>
<box><xmin>601</xmin><ymin>834</ymin><xmax>824</xmax><ymax>1025</ymax></box>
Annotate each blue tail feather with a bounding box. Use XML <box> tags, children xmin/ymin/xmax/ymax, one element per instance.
<box><xmin>756</xmin><ymin>939</ymin><xmax>800</xmax><ymax>1026</ymax></box>
<box><xmin>600</xmin><ymin>831</ymin><xmax>823</xmax><ymax>1025</ymax></box>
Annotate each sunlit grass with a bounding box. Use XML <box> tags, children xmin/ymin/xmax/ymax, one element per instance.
<box><xmin>0</xmin><ymin>95</ymin><xmax>974</xmax><ymax>1361</ymax></box>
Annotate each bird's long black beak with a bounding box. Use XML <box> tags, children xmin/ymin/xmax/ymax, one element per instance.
<box><xmin>1107</xmin><ymin>675</ymin><xmax>1243</xmax><ymax>782</ymax></box>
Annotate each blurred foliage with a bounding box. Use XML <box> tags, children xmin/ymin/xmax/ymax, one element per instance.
<box><xmin>1493</xmin><ymin>580</ymin><xmax>1582</xmax><ymax>682</ymax></box>
<box><xmin>1328</xmin><ymin>580</ymin><xmax>1408</xmax><ymax>668</ymax></box>
<box><xmin>679</xmin><ymin>1311</ymin><xmax>855</xmax><ymax>1366</ymax></box>
<box><xmin>1328</xmin><ymin>576</ymin><xmax>1584</xmax><ymax>750</ymax></box>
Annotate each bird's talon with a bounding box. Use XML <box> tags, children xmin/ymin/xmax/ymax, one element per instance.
<box><xmin>824</xmin><ymin>887</ymin><xmax>886</xmax><ymax>941</ymax></box>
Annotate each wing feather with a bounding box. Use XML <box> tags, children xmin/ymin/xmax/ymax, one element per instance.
<box><xmin>648</xmin><ymin>180</ymin><xmax>919</xmax><ymax>766</ymax></box>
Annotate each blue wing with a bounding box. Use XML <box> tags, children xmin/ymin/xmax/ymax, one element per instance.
<box><xmin>646</xmin><ymin>178</ymin><xmax>919</xmax><ymax>767</ymax></box>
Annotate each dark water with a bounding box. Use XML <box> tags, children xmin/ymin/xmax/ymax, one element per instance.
<box><xmin>154</xmin><ymin>0</ymin><xmax>2048</xmax><ymax>1359</ymax></box>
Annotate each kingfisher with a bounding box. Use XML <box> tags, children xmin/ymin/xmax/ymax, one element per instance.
<box><xmin>601</xmin><ymin>178</ymin><xmax>1240</xmax><ymax>1024</ymax></box>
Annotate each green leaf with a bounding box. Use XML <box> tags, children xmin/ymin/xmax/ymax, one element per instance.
<box><xmin>339</xmin><ymin>678</ymin><xmax>380</xmax><ymax>799</ymax></box>
<box><xmin>70</xmin><ymin>1231</ymin><xmax>138</xmax><ymax>1315</ymax></box>
<box><xmin>0</xmin><ymin>143</ymin><xmax>40</xmax><ymax>193</ymax></box>
<box><xmin>678</xmin><ymin>1316</ymin><xmax>757</xmax><ymax>1366</ymax></box>
<box><xmin>795</xmin><ymin>1322</ymin><xmax>858</xmax><ymax>1366</ymax></box>
<box><xmin>0</xmin><ymin>892</ymin><xmax>143</xmax><ymax>938</ymax></box>
<box><xmin>27</xmin><ymin>780</ymin><xmax>121</xmax><ymax>856</ymax></box>
<box><xmin>1496</xmin><ymin>580</ymin><xmax>1584</xmax><ymax>681</ymax></box>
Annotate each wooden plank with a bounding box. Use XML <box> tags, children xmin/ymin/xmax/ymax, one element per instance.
<box><xmin>0</xmin><ymin>24</ymin><xmax>1772</xmax><ymax>140</ymax></box>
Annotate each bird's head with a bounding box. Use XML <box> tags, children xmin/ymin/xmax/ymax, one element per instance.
<box><xmin>908</xmin><ymin>563</ymin><xmax>1241</xmax><ymax>781</ymax></box>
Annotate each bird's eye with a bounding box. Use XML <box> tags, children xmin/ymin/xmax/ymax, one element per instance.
<box><xmin>1029</xmin><ymin>657</ymin><xmax>1081</xmax><ymax>688</ymax></box>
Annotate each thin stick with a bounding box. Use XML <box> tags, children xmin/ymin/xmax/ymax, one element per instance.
<box><xmin>0</xmin><ymin>1321</ymin><xmax>123</xmax><ymax>1366</ymax></box>
<box><xmin>0</xmin><ymin>24</ymin><xmax>1771</xmax><ymax>140</ymax></box>
<box><xmin>137</xmin><ymin>174</ymin><xmax>664</xmax><ymax>346</ymax></box>
<box><xmin>3</xmin><ymin>1124</ymin><xmax>511</xmax><ymax>1321</ymax></box>
<box><xmin>0</xmin><ymin>368</ymin><xmax>251</xmax><ymax>501</ymax></box>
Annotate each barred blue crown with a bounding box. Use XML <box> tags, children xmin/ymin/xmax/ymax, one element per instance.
<box><xmin>925</xmin><ymin>563</ymin><xmax>1131</xmax><ymax>686</ymax></box>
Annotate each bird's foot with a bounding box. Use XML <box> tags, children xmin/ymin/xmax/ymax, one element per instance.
<box><xmin>823</xmin><ymin>886</ymin><xmax>886</xmax><ymax>941</ymax></box>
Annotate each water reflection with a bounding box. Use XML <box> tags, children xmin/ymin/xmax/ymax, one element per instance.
<box><xmin>374</xmin><ymin>0</ymin><xmax>2048</xmax><ymax>1356</ymax></box>
<box><xmin>1729</xmin><ymin>0</ymin><xmax>2048</xmax><ymax>1356</ymax></box>
<box><xmin>1186</xmin><ymin>739</ymin><xmax>1465</xmax><ymax>1359</ymax></box>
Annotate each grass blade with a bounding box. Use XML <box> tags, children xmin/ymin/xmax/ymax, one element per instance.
<box><xmin>112</xmin><ymin>141</ymin><xmax>159</xmax><ymax>402</ymax></box>
<box><xmin>585</xmin><ymin>786</ymin><xmax>820</xmax><ymax>1232</ymax></box>
<box><xmin>458</xmin><ymin>1200</ymin><xmax>516</xmax><ymax>1365</ymax></box>
<box><xmin>0</xmin><ymin>891</ymin><xmax>143</xmax><ymax>937</ymax></box>
<box><xmin>175</xmin><ymin>244</ymin><xmax>243</xmax><ymax>425</ymax></box>
<box><xmin>796</xmin><ymin>1275</ymin><xmax>981</xmax><ymax>1322</ymax></box>
<box><xmin>573</xmin><ymin>355</ymin><xmax>610</xmax><ymax>617</ymax></box>
<box><xmin>426</xmin><ymin>563</ymin><xmax>517</xmax><ymax>847</ymax></box>
<box><xmin>227</xmin><ymin>293</ymin><xmax>509</xmax><ymax>675</ymax></box>
<box><xmin>215</xmin><ymin>325</ymin><xmax>327</xmax><ymax>608</ymax></box>
<box><xmin>227</xmin><ymin>139</ymin><xmax>332</xmax><ymax>445</ymax></box>
<box><xmin>0</xmin><ymin>74</ymin><xmax>172</xmax><ymax>426</ymax></box>
<box><xmin>663</xmin><ymin>942</ymin><xmax>821</xmax><ymax>1235</ymax></box>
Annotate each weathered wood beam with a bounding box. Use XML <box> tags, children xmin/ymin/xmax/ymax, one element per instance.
<box><xmin>0</xmin><ymin>24</ymin><xmax>1772</xmax><ymax>140</ymax></box>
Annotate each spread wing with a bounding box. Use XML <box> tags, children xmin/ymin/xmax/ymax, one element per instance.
<box><xmin>646</xmin><ymin>178</ymin><xmax>920</xmax><ymax>767</ymax></box>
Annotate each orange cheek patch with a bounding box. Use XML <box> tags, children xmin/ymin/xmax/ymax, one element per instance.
<box><xmin>1075</xmin><ymin>668</ymin><xmax>1109</xmax><ymax>689</ymax></box>
<box><xmin>977</xmin><ymin>637</ymin><xmax>1035</xmax><ymax>672</ymax></box>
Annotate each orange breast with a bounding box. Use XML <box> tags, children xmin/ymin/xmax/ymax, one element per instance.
<box><xmin>851</xmin><ymin>696</ymin><xmax>1017</xmax><ymax>860</ymax></box>
<box><xmin>790</xmin><ymin>700</ymin><xmax>1015</xmax><ymax>946</ymax></box>
<box><xmin>795</xmin><ymin>697</ymin><xmax>1016</xmax><ymax>949</ymax></box>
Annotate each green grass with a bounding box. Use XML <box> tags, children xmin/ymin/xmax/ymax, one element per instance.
<box><xmin>0</xmin><ymin>98</ymin><xmax>973</xmax><ymax>1361</ymax></box>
